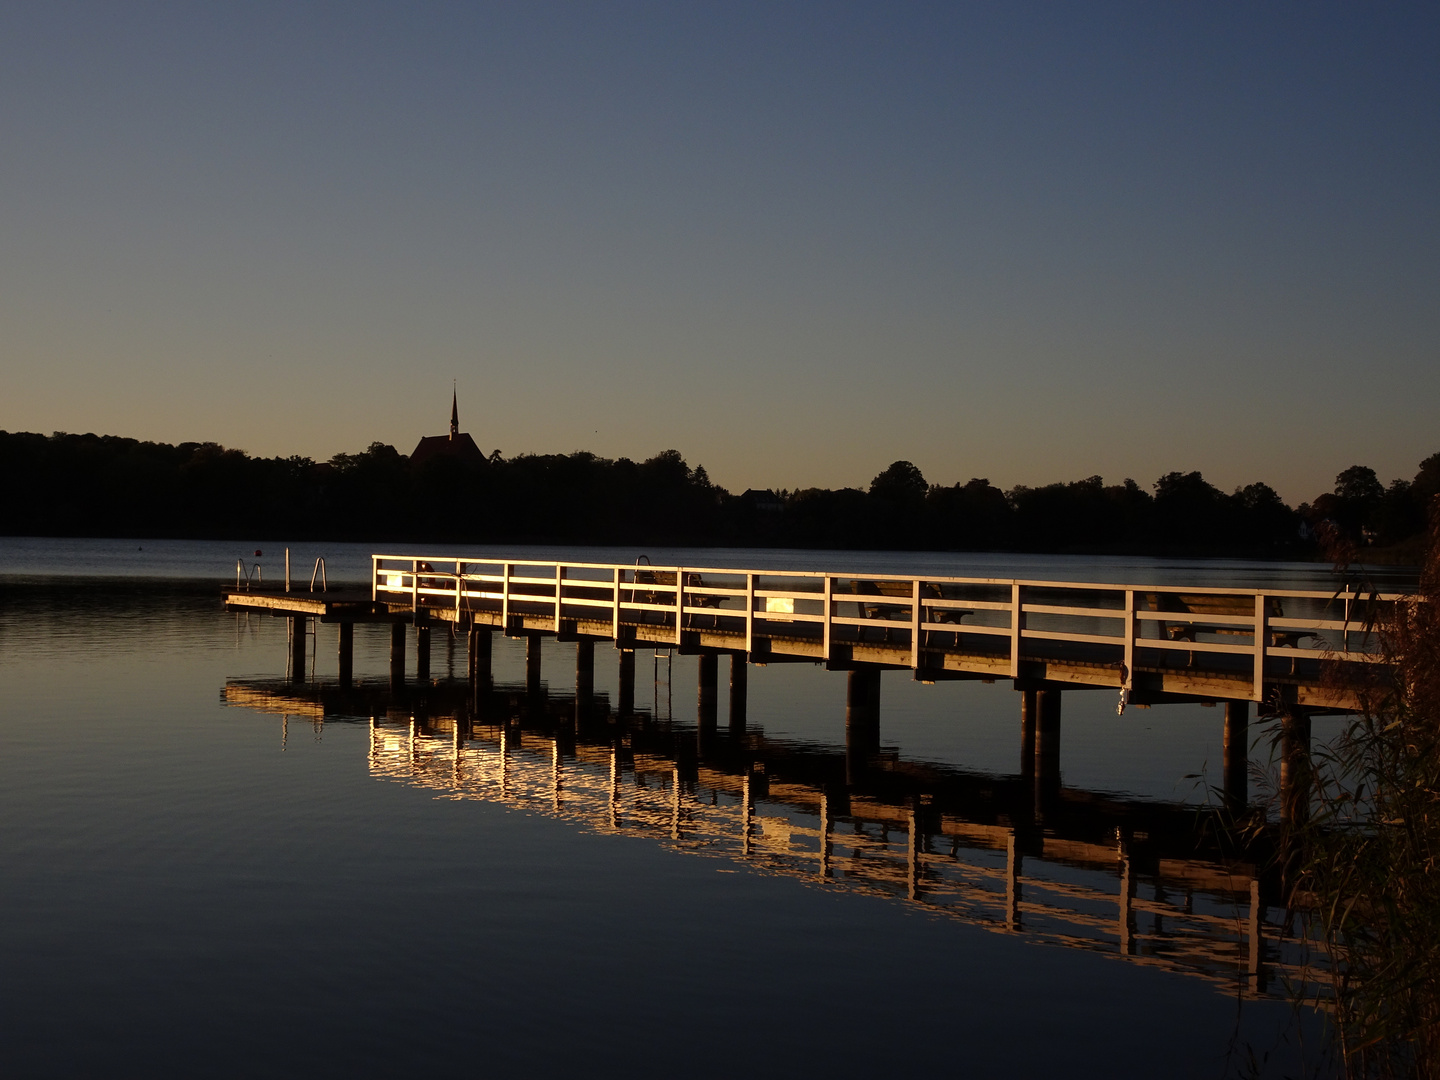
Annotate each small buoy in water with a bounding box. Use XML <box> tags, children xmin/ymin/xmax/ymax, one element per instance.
<box><xmin>254</xmin><ymin>549</ymin><xmax>263</xmax><ymax>557</ymax></box>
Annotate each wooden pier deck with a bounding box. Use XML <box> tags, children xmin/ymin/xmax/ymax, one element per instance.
<box><xmin>227</xmin><ymin>554</ymin><xmax>1398</xmax><ymax>707</ymax></box>
<box><xmin>223</xmin><ymin>552</ymin><xmax>1409</xmax><ymax>819</ymax></box>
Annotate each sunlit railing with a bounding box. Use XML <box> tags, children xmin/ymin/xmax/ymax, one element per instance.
<box><xmin>371</xmin><ymin>554</ymin><xmax>1408</xmax><ymax>702</ymax></box>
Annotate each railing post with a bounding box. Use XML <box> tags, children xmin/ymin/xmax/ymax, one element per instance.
<box><xmin>555</xmin><ymin>564</ymin><xmax>564</xmax><ymax>632</ymax></box>
<box><xmin>675</xmin><ymin>567</ymin><xmax>684</xmax><ymax>646</ymax></box>
<box><xmin>501</xmin><ymin>563</ymin><xmax>512</xmax><ymax>631</ymax></box>
<box><xmin>411</xmin><ymin>558</ymin><xmax>419</xmax><ymax>615</ymax></box>
<box><xmin>822</xmin><ymin>575</ymin><xmax>832</xmax><ymax>662</ymax></box>
<box><xmin>612</xmin><ymin>567</ymin><xmax>621</xmax><ymax>640</ymax></box>
<box><xmin>455</xmin><ymin>561</ymin><xmax>463</xmax><ymax>622</ymax></box>
<box><xmin>1010</xmin><ymin>583</ymin><xmax>1023</xmax><ymax>678</ymax></box>
<box><xmin>1252</xmin><ymin>593</ymin><xmax>1267</xmax><ymax>701</ymax></box>
<box><xmin>910</xmin><ymin>578</ymin><xmax>922</xmax><ymax>670</ymax></box>
<box><xmin>371</xmin><ymin>556</ymin><xmax>378</xmax><ymax>602</ymax></box>
<box><xmin>745</xmin><ymin>573</ymin><xmax>755</xmax><ymax>655</ymax></box>
<box><xmin>1123</xmin><ymin>589</ymin><xmax>1135</xmax><ymax>689</ymax></box>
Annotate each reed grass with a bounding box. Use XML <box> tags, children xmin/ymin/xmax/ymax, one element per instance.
<box><xmin>1277</xmin><ymin>506</ymin><xmax>1440</xmax><ymax>1077</ymax></box>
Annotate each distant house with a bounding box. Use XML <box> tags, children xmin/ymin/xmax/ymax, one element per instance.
<box><xmin>410</xmin><ymin>390</ymin><xmax>487</xmax><ymax>469</ymax></box>
<box><xmin>740</xmin><ymin>488</ymin><xmax>786</xmax><ymax>513</ymax></box>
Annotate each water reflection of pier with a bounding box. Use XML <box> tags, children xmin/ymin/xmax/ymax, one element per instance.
<box><xmin>224</xmin><ymin>679</ymin><xmax>1314</xmax><ymax>1000</ymax></box>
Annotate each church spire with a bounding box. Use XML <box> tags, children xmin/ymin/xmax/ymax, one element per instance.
<box><xmin>450</xmin><ymin>383</ymin><xmax>458</xmax><ymax>439</ymax></box>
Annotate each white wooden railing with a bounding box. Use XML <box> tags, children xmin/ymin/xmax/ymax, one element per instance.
<box><xmin>371</xmin><ymin>555</ymin><xmax>1405</xmax><ymax>701</ymax></box>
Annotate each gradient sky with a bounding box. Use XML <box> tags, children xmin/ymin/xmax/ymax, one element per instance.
<box><xmin>1</xmin><ymin>2</ymin><xmax>1436</xmax><ymax>503</ymax></box>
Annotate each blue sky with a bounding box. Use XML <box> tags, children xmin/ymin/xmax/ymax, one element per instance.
<box><xmin>1</xmin><ymin>2</ymin><xmax>1436</xmax><ymax>501</ymax></box>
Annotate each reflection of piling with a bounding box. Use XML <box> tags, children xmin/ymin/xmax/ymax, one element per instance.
<box><xmin>1005</xmin><ymin>832</ymin><xmax>1022</xmax><ymax>931</ymax></box>
<box><xmin>845</xmin><ymin>668</ymin><xmax>881</xmax><ymax>786</ymax></box>
<box><xmin>729</xmin><ymin>654</ymin><xmax>748</xmax><ymax>732</ymax></box>
<box><xmin>1223</xmin><ymin>701</ymin><xmax>1249</xmax><ymax>811</ymax></box>
<box><xmin>337</xmin><ymin>622</ymin><xmax>354</xmax><ymax>688</ymax></box>
<box><xmin>617</xmin><ymin>649</ymin><xmax>635</xmax><ymax>715</ymax></box>
<box><xmin>1247</xmin><ymin>878</ymin><xmax>1267</xmax><ymax>993</ymax></box>
<box><xmin>1118</xmin><ymin>835</ymin><xmax>1137</xmax><ymax>955</ymax></box>
<box><xmin>289</xmin><ymin>616</ymin><xmax>307</xmax><ymax>683</ymax></box>
<box><xmin>389</xmin><ymin>622</ymin><xmax>406</xmax><ymax>689</ymax></box>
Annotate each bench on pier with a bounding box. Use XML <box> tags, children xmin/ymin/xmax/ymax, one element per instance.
<box><xmin>1142</xmin><ymin>592</ymin><xmax>1316</xmax><ymax>668</ymax></box>
<box><xmin>630</xmin><ymin>569</ymin><xmax>725</xmax><ymax>626</ymax></box>
<box><xmin>835</xmin><ymin>580</ymin><xmax>973</xmax><ymax>643</ymax></box>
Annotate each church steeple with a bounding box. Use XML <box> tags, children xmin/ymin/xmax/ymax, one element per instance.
<box><xmin>450</xmin><ymin>384</ymin><xmax>459</xmax><ymax>440</ymax></box>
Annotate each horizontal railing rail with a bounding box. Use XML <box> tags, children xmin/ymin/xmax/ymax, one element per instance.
<box><xmin>370</xmin><ymin>554</ymin><xmax>1410</xmax><ymax>701</ymax></box>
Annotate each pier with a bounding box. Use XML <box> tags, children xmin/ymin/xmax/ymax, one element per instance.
<box><xmin>223</xmin><ymin>553</ymin><xmax>1406</xmax><ymax>815</ymax></box>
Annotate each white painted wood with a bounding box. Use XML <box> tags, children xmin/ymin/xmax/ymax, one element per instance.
<box><xmin>1010</xmin><ymin>584</ymin><xmax>1023</xmax><ymax>677</ymax></box>
<box><xmin>1253</xmin><ymin>594</ymin><xmax>1267</xmax><ymax>701</ymax></box>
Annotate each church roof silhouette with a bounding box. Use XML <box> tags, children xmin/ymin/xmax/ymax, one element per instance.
<box><xmin>410</xmin><ymin>389</ymin><xmax>486</xmax><ymax>468</ymax></box>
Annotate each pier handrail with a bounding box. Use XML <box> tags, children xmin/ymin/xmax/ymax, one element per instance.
<box><xmin>309</xmin><ymin>557</ymin><xmax>327</xmax><ymax>593</ymax></box>
<box><xmin>370</xmin><ymin>554</ymin><xmax>1412</xmax><ymax>703</ymax></box>
<box><xmin>236</xmin><ymin>558</ymin><xmax>263</xmax><ymax>590</ymax></box>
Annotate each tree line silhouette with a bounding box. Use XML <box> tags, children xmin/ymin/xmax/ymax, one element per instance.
<box><xmin>1</xmin><ymin>429</ymin><xmax>1435</xmax><ymax>557</ymax></box>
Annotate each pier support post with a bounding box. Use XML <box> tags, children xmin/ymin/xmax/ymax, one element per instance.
<box><xmin>389</xmin><ymin>621</ymin><xmax>406</xmax><ymax>689</ymax></box>
<box><xmin>729</xmin><ymin>654</ymin><xmax>748</xmax><ymax>732</ymax></box>
<box><xmin>337</xmin><ymin>622</ymin><xmax>354</xmax><ymax>688</ymax></box>
<box><xmin>1035</xmin><ymin>688</ymin><xmax>1062</xmax><ymax>813</ymax></box>
<box><xmin>1224</xmin><ymin>701</ymin><xmax>1249</xmax><ymax>811</ymax></box>
<box><xmin>1019</xmin><ymin>689</ymin><xmax>1037</xmax><ymax>779</ymax></box>
<box><xmin>1035</xmin><ymin>689</ymin><xmax>1061</xmax><ymax>777</ymax></box>
<box><xmin>1280</xmin><ymin>707</ymin><xmax>1312</xmax><ymax>826</ymax></box>
<box><xmin>415</xmin><ymin>617</ymin><xmax>431</xmax><ymax>686</ymax></box>
<box><xmin>468</xmin><ymin>626</ymin><xmax>492</xmax><ymax>688</ymax></box>
<box><xmin>845</xmin><ymin>668</ymin><xmax>882</xmax><ymax>786</ymax></box>
<box><xmin>618</xmin><ymin>649</ymin><xmax>635</xmax><ymax>715</ymax></box>
<box><xmin>575</xmin><ymin>639</ymin><xmax>595</xmax><ymax>699</ymax></box>
<box><xmin>289</xmin><ymin>616</ymin><xmax>308</xmax><ymax>683</ymax></box>
<box><xmin>697</xmin><ymin>653</ymin><xmax>718</xmax><ymax>728</ymax></box>
<box><xmin>526</xmin><ymin>634</ymin><xmax>544</xmax><ymax>696</ymax></box>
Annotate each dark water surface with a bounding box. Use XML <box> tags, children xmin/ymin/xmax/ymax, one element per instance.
<box><xmin>0</xmin><ymin>541</ymin><xmax>1348</xmax><ymax>1078</ymax></box>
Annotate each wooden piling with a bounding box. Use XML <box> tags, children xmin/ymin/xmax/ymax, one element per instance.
<box><xmin>289</xmin><ymin>616</ymin><xmax>307</xmax><ymax>683</ymax></box>
<box><xmin>575</xmin><ymin>639</ymin><xmax>594</xmax><ymax>698</ymax></box>
<box><xmin>618</xmin><ymin>649</ymin><xmax>635</xmax><ymax>715</ymax></box>
<box><xmin>697</xmin><ymin>653</ymin><xmax>718</xmax><ymax>728</ymax></box>
<box><xmin>845</xmin><ymin>668</ymin><xmax>881</xmax><ymax>786</ymax></box>
<box><xmin>389</xmin><ymin>621</ymin><xmax>406</xmax><ymax>689</ymax></box>
<box><xmin>729</xmin><ymin>653</ymin><xmax>748</xmax><ymax>732</ymax></box>
<box><xmin>337</xmin><ymin>622</ymin><xmax>354</xmax><ymax>688</ymax></box>
<box><xmin>1035</xmin><ymin>688</ymin><xmax>1062</xmax><ymax>814</ymax></box>
<box><xmin>526</xmin><ymin>634</ymin><xmax>543</xmax><ymax>695</ymax></box>
<box><xmin>468</xmin><ymin>626</ymin><xmax>491</xmax><ymax>687</ymax></box>
<box><xmin>415</xmin><ymin>618</ymin><xmax>431</xmax><ymax>685</ymax></box>
<box><xmin>1036</xmin><ymin>689</ymin><xmax>1062</xmax><ymax>780</ymax></box>
<box><xmin>1223</xmin><ymin>701</ymin><xmax>1249</xmax><ymax>811</ymax></box>
<box><xmin>1280</xmin><ymin>707</ymin><xmax>1312</xmax><ymax>826</ymax></box>
<box><xmin>1019</xmin><ymin>688</ymin><xmax>1037</xmax><ymax>779</ymax></box>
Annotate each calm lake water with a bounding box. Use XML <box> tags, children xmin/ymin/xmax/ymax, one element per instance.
<box><xmin>4</xmin><ymin>537</ymin><xmax>1388</xmax><ymax>1078</ymax></box>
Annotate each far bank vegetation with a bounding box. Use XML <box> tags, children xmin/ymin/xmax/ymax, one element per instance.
<box><xmin>0</xmin><ymin>430</ymin><xmax>1435</xmax><ymax>559</ymax></box>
